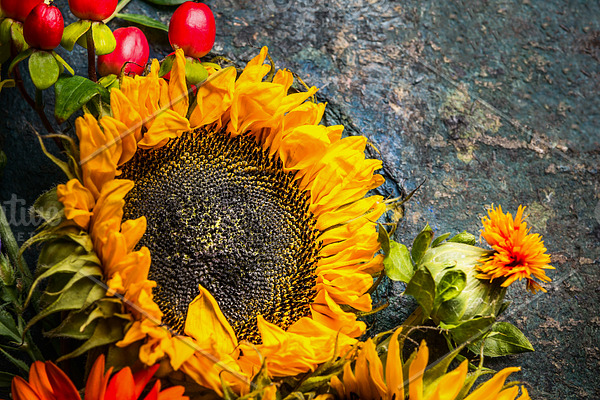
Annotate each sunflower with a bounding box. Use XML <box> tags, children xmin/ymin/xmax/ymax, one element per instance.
<box><xmin>55</xmin><ymin>47</ymin><xmax>385</xmax><ymax>394</ymax></box>
<box><xmin>329</xmin><ymin>330</ymin><xmax>530</xmax><ymax>400</ymax></box>
<box><xmin>7</xmin><ymin>355</ymin><xmax>187</xmax><ymax>400</ymax></box>
<box><xmin>477</xmin><ymin>205</ymin><xmax>553</xmax><ymax>293</ymax></box>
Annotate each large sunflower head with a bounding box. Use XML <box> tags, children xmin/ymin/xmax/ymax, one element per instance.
<box><xmin>54</xmin><ymin>47</ymin><xmax>386</xmax><ymax>394</ymax></box>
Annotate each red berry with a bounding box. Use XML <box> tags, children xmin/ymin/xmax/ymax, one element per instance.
<box><xmin>168</xmin><ymin>1</ymin><xmax>215</xmax><ymax>58</ymax></box>
<box><xmin>23</xmin><ymin>3</ymin><xmax>64</xmax><ymax>50</ymax></box>
<box><xmin>1</xmin><ymin>0</ymin><xmax>44</xmax><ymax>22</ymax></box>
<box><xmin>97</xmin><ymin>27</ymin><xmax>149</xmax><ymax>77</ymax></box>
<box><xmin>67</xmin><ymin>0</ymin><xmax>118</xmax><ymax>21</ymax></box>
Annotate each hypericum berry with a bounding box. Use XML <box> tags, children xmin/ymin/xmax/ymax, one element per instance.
<box><xmin>67</xmin><ymin>0</ymin><xmax>118</xmax><ymax>21</ymax></box>
<box><xmin>23</xmin><ymin>2</ymin><xmax>64</xmax><ymax>50</ymax></box>
<box><xmin>1</xmin><ymin>0</ymin><xmax>44</xmax><ymax>22</ymax></box>
<box><xmin>97</xmin><ymin>27</ymin><xmax>149</xmax><ymax>77</ymax></box>
<box><xmin>168</xmin><ymin>1</ymin><xmax>215</xmax><ymax>58</ymax></box>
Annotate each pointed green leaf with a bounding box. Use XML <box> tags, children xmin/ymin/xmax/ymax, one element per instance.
<box><xmin>51</xmin><ymin>51</ymin><xmax>75</xmax><ymax>75</ymax></box>
<box><xmin>0</xmin><ymin>310</ymin><xmax>21</xmax><ymax>343</ymax></box>
<box><xmin>405</xmin><ymin>267</ymin><xmax>435</xmax><ymax>317</ymax></box>
<box><xmin>159</xmin><ymin>54</ymin><xmax>175</xmax><ymax>77</ymax></box>
<box><xmin>384</xmin><ymin>241</ymin><xmax>414</xmax><ymax>283</ymax></box>
<box><xmin>61</xmin><ymin>20</ymin><xmax>92</xmax><ymax>51</ymax></box>
<box><xmin>98</xmin><ymin>74</ymin><xmax>119</xmax><ymax>90</ymax></box>
<box><xmin>447</xmin><ymin>231</ymin><xmax>477</xmax><ymax>245</ymax></box>
<box><xmin>411</xmin><ymin>224</ymin><xmax>434</xmax><ymax>264</ymax></box>
<box><xmin>57</xmin><ymin>318</ymin><xmax>123</xmax><ymax>361</ymax></box>
<box><xmin>91</xmin><ymin>23</ymin><xmax>116</xmax><ymax>55</ymax></box>
<box><xmin>29</xmin><ymin>50</ymin><xmax>60</xmax><ymax>90</ymax></box>
<box><xmin>450</xmin><ymin>316</ymin><xmax>495</xmax><ymax>347</ymax></box>
<box><xmin>7</xmin><ymin>48</ymin><xmax>33</xmax><ymax>74</ymax></box>
<box><xmin>185</xmin><ymin>59</ymin><xmax>208</xmax><ymax>85</ymax></box>
<box><xmin>0</xmin><ymin>371</ymin><xmax>16</xmax><ymax>388</ymax></box>
<box><xmin>435</xmin><ymin>269</ymin><xmax>467</xmax><ymax>304</ymax></box>
<box><xmin>31</xmin><ymin>188</ymin><xmax>64</xmax><ymax>227</ymax></box>
<box><xmin>26</xmin><ymin>278</ymin><xmax>105</xmax><ymax>330</ymax></box>
<box><xmin>472</xmin><ymin>322</ymin><xmax>534</xmax><ymax>357</ymax></box>
<box><xmin>114</xmin><ymin>13</ymin><xmax>168</xmax><ymax>31</ymax></box>
<box><xmin>377</xmin><ymin>223</ymin><xmax>390</xmax><ymax>254</ymax></box>
<box><xmin>0</xmin><ymin>348</ymin><xmax>29</xmax><ymax>373</ymax></box>
<box><xmin>431</xmin><ymin>232</ymin><xmax>451</xmax><ymax>248</ymax></box>
<box><xmin>54</xmin><ymin>75</ymin><xmax>110</xmax><ymax>123</ymax></box>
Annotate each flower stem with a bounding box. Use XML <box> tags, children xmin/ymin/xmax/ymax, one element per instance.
<box><xmin>86</xmin><ymin>29</ymin><xmax>97</xmax><ymax>82</ymax></box>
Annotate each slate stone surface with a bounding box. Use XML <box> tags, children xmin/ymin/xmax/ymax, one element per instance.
<box><xmin>1</xmin><ymin>0</ymin><xmax>599</xmax><ymax>399</ymax></box>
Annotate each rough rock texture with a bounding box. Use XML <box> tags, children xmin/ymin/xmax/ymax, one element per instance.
<box><xmin>1</xmin><ymin>0</ymin><xmax>598</xmax><ymax>398</ymax></box>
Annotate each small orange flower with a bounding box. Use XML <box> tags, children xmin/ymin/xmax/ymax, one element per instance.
<box><xmin>9</xmin><ymin>355</ymin><xmax>188</xmax><ymax>400</ymax></box>
<box><xmin>477</xmin><ymin>205</ymin><xmax>553</xmax><ymax>293</ymax></box>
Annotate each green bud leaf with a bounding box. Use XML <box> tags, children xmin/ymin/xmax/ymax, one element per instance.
<box><xmin>54</xmin><ymin>75</ymin><xmax>110</xmax><ymax>123</ymax></box>
<box><xmin>447</xmin><ymin>231</ymin><xmax>477</xmax><ymax>245</ymax></box>
<box><xmin>10</xmin><ymin>21</ymin><xmax>28</xmax><ymax>53</ymax></box>
<box><xmin>185</xmin><ymin>58</ymin><xmax>208</xmax><ymax>85</ymax></box>
<box><xmin>7</xmin><ymin>47</ymin><xmax>33</xmax><ymax>74</ymax></box>
<box><xmin>61</xmin><ymin>20</ymin><xmax>92</xmax><ymax>51</ymax></box>
<box><xmin>411</xmin><ymin>223</ymin><xmax>434</xmax><ymax>264</ymax></box>
<box><xmin>431</xmin><ymin>232</ymin><xmax>451</xmax><ymax>248</ymax></box>
<box><xmin>159</xmin><ymin>54</ymin><xmax>175</xmax><ymax>77</ymax></box>
<box><xmin>91</xmin><ymin>22</ymin><xmax>116</xmax><ymax>55</ymax></box>
<box><xmin>114</xmin><ymin>13</ymin><xmax>168</xmax><ymax>31</ymax></box>
<box><xmin>29</xmin><ymin>50</ymin><xmax>60</xmax><ymax>90</ymax></box>
<box><xmin>57</xmin><ymin>318</ymin><xmax>124</xmax><ymax>361</ymax></box>
<box><xmin>51</xmin><ymin>51</ymin><xmax>75</xmax><ymax>76</ymax></box>
<box><xmin>0</xmin><ymin>18</ymin><xmax>13</xmax><ymax>45</ymax></box>
<box><xmin>471</xmin><ymin>321</ymin><xmax>534</xmax><ymax>357</ymax></box>
<box><xmin>384</xmin><ymin>241</ymin><xmax>414</xmax><ymax>283</ymax></box>
<box><xmin>98</xmin><ymin>74</ymin><xmax>119</xmax><ymax>90</ymax></box>
<box><xmin>405</xmin><ymin>267</ymin><xmax>436</xmax><ymax>318</ymax></box>
<box><xmin>435</xmin><ymin>269</ymin><xmax>467</xmax><ymax>304</ymax></box>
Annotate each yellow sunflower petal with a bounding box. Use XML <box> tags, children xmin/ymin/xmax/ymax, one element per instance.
<box><xmin>56</xmin><ymin>179</ymin><xmax>95</xmax><ymax>229</ymax></box>
<box><xmin>137</xmin><ymin>109</ymin><xmax>190</xmax><ymax>149</ymax></box>
<box><xmin>184</xmin><ymin>284</ymin><xmax>238</xmax><ymax>355</ymax></box>
<box><xmin>168</xmin><ymin>49</ymin><xmax>189</xmax><ymax>118</ymax></box>
<box><xmin>463</xmin><ymin>367</ymin><xmax>521</xmax><ymax>400</ymax></box>
<box><xmin>189</xmin><ymin>66</ymin><xmax>237</xmax><ymax>128</ymax></box>
<box><xmin>426</xmin><ymin>360</ymin><xmax>468</xmax><ymax>400</ymax></box>
<box><xmin>408</xmin><ymin>341</ymin><xmax>429</xmax><ymax>400</ymax></box>
<box><xmin>386</xmin><ymin>329</ymin><xmax>404</xmax><ymax>400</ymax></box>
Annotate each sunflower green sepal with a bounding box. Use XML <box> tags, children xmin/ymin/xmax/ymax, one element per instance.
<box><xmin>21</xmin><ymin>188</ymin><xmax>129</xmax><ymax>360</ymax></box>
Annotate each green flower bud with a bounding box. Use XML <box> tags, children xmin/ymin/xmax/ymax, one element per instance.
<box><xmin>418</xmin><ymin>242</ymin><xmax>507</xmax><ymax>325</ymax></box>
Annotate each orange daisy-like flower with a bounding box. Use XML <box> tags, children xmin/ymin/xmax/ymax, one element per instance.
<box><xmin>477</xmin><ymin>205</ymin><xmax>553</xmax><ymax>293</ymax></box>
<box><xmin>8</xmin><ymin>355</ymin><xmax>187</xmax><ymax>400</ymax></box>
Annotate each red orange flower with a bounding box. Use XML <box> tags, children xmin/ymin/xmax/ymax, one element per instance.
<box><xmin>8</xmin><ymin>355</ymin><xmax>188</xmax><ymax>400</ymax></box>
<box><xmin>477</xmin><ymin>205</ymin><xmax>553</xmax><ymax>293</ymax></box>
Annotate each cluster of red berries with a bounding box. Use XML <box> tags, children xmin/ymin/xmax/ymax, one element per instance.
<box><xmin>1</xmin><ymin>0</ymin><xmax>216</xmax><ymax>77</ymax></box>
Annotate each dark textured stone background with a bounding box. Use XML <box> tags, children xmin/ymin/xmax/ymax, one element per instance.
<box><xmin>1</xmin><ymin>0</ymin><xmax>599</xmax><ymax>399</ymax></box>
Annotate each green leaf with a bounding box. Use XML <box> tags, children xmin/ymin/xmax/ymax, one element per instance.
<box><xmin>0</xmin><ymin>371</ymin><xmax>15</xmax><ymax>388</ymax></box>
<box><xmin>447</xmin><ymin>231</ymin><xmax>477</xmax><ymax>245</ymax></box>
<box><xmin>185</xmin><ymin>58</ymin><xmax>208</xmax><ymax>85</ymax></box>
<box><xmin>45</xmin><ymin>309</ymin><xmax>97</xmax><ymax>340</ymax></box>
<box><xmin>384</xmin><ymin>241</ymin><xmax>414</xmax><ymax>283</ymax></box>
<box><xmin>91</xmin><ymin>23</ymin><xmax>116</xmax><ymax>55</ymax></box>
<box><xmin>61</xmin><ymin>20</ymin><xmax>92</xmax><ymax>51</ymax></box>
<box><xmin>51</xmin><ymin>51</ymin><xmax>75</xmax><ymax>75</ymax></box>
<box><xmin>158</xmin><ymin>54</ymin><xmax>175</xmax><ymax>77</ymax></box>
<box><xmin>57</xmin><ymin>318</ymin><xmax>124</xmax><ymax>361</ymax></box>
<box><xmin>435</xmin><ymin>269</ymin><xmax>467</xmax><ymax>304</ymax></box>
<box><xmin>142</xmin><ymin>0</ymin><xmax>187</xmax><ymax>5</ymax></box>
<box><xmin>377</xmin><ymin>223</ymin><xmax>390</xmax><ymax>254</ymax></box>
<box><xmin>98</xmin><ymin>74</ymin><xmax>119</xmax><ymax>90</ymax></box>
<box><xmin>114</xmin><ymin>13</ymin><xmax>168</xmax><ymax>31</ymax></box>
<box><xmin>0</xmin><ymin>310</ymin><xmax>21</xmax><ymax>343</ymax></box>
<box><xmin>10</xmin><ymin>21</ymin><xmax>28</xmax><ymax>53</ymax></box>
<box><xmin>431</xmin><ymin>232</ymin><xmax>451</xmax><ymax>248</ymax></box>
<box><xmin>405</xmin><ymin>267</ymin><xmax>436</xmax><ymax>317</ymax></box>
<box><xmin>450</xmin><ymin>316</ymin><xmax>495</xmax><ymax>347</ymax></box>
<box><xmin>472</xmin><ymin>322</ymin><xmax>534</xmax><ymax>357</ymax></box>
<box><xmin>0</xmin><ymin>18</ymin><xmax>13</xmax><ymax>45</ymax></box>
<box><xmin>25</xmin><ymin>278</ymin><xmax>105</xmax><ymax>330</ymax></box>
<box><xmin>411</xmin><ymin>224</ymin><xmax>434</xmax><ymax>264</ymax></box>
<box><xmin>29</xmin><ymin>50</ymin><xmax>60</xmax><ymax>90</ymax></box>
<box><xmin>7</xmin><ymin>48</ymin><xmax>33</xmax><ymax>74</ymax></box>
<box><xmin>0</xmin><ymin>347</ymin><xmax>29</xmax><ymax>374</ymax></box>
<box><xmin>54</xmin><ymin>75</ymin><xmax>110</xmax><ymax>123</ymax></box>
